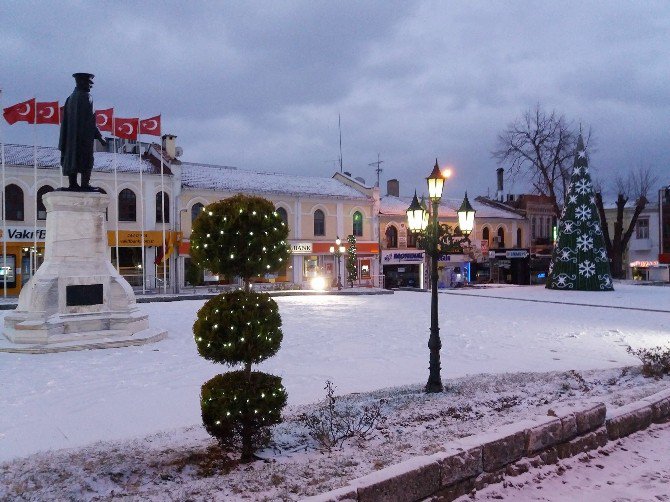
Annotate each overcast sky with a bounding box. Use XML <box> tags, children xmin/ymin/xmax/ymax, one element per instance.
<box><xmin>1</xmin><ymin>1</ymin><xmax>668</xmax><ymax>200</ymax></box>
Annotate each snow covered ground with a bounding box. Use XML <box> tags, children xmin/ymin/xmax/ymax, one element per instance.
<box><xmin>1</xmin><ymin>283</ymin><xmax>669</xmax><ymax>463</ymax></box>
<box><xmin>461</xmin><ymin>421</ymin><xmax>670</xmax><ymax>501</ymax></box>
<box><xmin>2</xmin><ymin>283</ymin><xmax>670</xmax><ymax>500</ymax></box>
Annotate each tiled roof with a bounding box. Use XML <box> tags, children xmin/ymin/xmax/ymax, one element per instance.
<box><xmin>181</xmin><ymin>162</ymin><xmax>369</xmax><ymax>200</ymax></box>
<box><xmin>1</xmin><ymin>143</ymin><xmax>155</xmax><ymax>173</ymax></box>
<box><xmin>380</xmin><ymin>194</ymin><xmax>524</xmax><ymax>219</ymax></box>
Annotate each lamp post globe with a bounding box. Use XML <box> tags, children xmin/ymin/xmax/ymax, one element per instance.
<box><xmin>457</xmin><ymin>192</ymin><xmax>476</xmax><ymax>237</ymax></box>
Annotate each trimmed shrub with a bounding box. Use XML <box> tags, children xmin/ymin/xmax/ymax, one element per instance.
<box><xmin>194</xmin><ymin>290</ymin><xmax>283</xmax><ymax>365</ymax></box>
<box><xmin>190</xmin><ymin>194</ymin><xmax>290</xmax><ymax>281</ymax></box>
<box><xmin>201</xmin><ymin>371</ymin><xmax>287</xmax><ymax>460</ymax></box>
<box><xmin>627</xmin><ymin>345</ymin><xmax>670</xmax><ymax>378</ymax></box>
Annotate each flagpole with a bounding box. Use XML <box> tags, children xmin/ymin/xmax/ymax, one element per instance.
<box><xmin>1</xmin><ymin>89</ymin><xmax>7</xmax><ymax>298</ymax></box>
<box><xmin>58</xmin><ymin>106</ymin><xmax>63</xmax><ymax>188</ymax></box>
<box><xmin>138</xmin><ymin>125</ymin><xmax>146</xmax><ymax>294</ymax></box>
<box><xmin>113</xmin><ymin>118</ymin><xmax>120</xmax><ymax>274</ymax></box>
<box><xmin>32</xmin><ymin>102</ymin><xmax>38</xmax><ymax>279</ymax></box>
<box><xmin>159</xmin><ymin>121</ymin><xmax>166</xmax><ymax>295</ymax></box>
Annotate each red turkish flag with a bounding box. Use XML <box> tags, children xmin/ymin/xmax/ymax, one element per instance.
<box><xmin>36</xmin><ymin>101</ymin><xmax>60</xmax><ymax>125</ymax></box>
<box><xmin>114</xmin><ymin>117</ymin><xmax>139</xmax><ymax>140</ymax></box>
<box><xmin>139</xmin><ymin>115</ymin><xmax>161</xmax><ymax>136</ymax></box>
<box><xmin>3</xmin><ymin>98</ymin><xmax>36</xmax><ymax>125</ymax></box>
<box><xmin>95</xmin><ymin>108</ymin><xmax>113</xmax><ymax>132</ymax></box>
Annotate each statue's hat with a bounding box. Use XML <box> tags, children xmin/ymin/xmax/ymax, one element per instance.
<box><xmin>72</xmin><ymin>73</ymin><xmax>95</xmax><ymax>81</ymax></box>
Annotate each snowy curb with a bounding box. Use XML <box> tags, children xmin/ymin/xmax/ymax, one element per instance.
<box><xmin>302</xmin><ymin>389</ymin><xmax>670</xmax><ymax>502</ymax></box>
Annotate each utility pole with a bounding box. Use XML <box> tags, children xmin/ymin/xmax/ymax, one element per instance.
<box><xmin>368</xmin><ymin>153</ymin><xmax>384</xmax><ymax>187</ymax></box>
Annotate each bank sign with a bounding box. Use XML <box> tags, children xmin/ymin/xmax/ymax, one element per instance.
<box><xmin>382</xmin><ymin>250</ymin><xmax>425</xmax><ymax>264</ymax></box>
<box><xmin>291</xmin><ymin>242</ymin><xmax>313</xmax><ymax>254</ymax></box>
<box><xmin>0</xmin><ymin>226</ymin><xmax>47</xmax><ymax>242</ymax></box>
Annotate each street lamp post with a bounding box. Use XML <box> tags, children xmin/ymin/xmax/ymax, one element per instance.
<box><xmin>329</xmin><ymin>236</ymin><xmax>346</xmax><ymax>290</ymax></box>
<box><xmin>407</xmin><ymin>160</ymin><xmax>475</xmax><ymax>393</ymax></box>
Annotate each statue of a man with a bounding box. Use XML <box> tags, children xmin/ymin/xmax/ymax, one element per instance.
<box><xmin>58</xmin><ymin>73</ymin><xmax>108</xmax><ymax>191</ymax></box>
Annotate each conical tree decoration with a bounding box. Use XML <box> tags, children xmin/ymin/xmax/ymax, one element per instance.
<box><xmin>547</xmin><ymin>135</ymin><xmax>614</xmax><ymax>291</ymax></box>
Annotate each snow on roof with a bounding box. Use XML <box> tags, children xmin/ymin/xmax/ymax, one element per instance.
<box><xmin>380</xmin><ymin>194</ymin><xmax>524</xmax><ymax>219</ymax></box>
<box><xmin>181</xmin><ymin>162</ymin><xmax>369</xmax><ymax>199</ymax></box>
<box><xmin>2</xmin><ymin>143</ymin><xmax>155</xmax><ymax>174</ymax></box>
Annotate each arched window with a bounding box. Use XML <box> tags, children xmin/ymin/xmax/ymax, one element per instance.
<box><xmin>191</xmin><ymin>202</ymin><xmax>204</xmax><ymax>223</ymax></box>
<box><xmin>516</xmin><ymin>228</ymin><xmax>522</xmax><ymax>248</ymax></box>
<box><xmin>276</xmin><ymin>207</ymin><xmax>288</xmax><ymax>225</ymax></box>
<box><xmin>352</xmin><ymin>211</ymin><xmax>363</xmax><ymax>237</ymax></box>
<box><xmin>497</xmin><ymin>227</ymin><xmax>505</xmax><ymax>248</ymax></box>
<box><xmin>313</xmin><ymin>209</ymin><xmax>325</xmax><ymax>236</ymax></box>
<box><xmin>5</xmin><ymin>184</ymin><xmax>24</xmax><ymax>221</ymax></box>
<box><xmin>385</xmin><ymin>225</ymin><xmax>398</xmax><ymax>248</ymax></box>
<box><xmin>156</xmin><ymin>191</ymin><xmax>170</xmax><ymax>223</ymax></box>
<box><xmin>482</xmin><ymin>226</ymin><xmax>490</xmax><ymax>242</ymax></box>
<box><xmin>36</xmin><ymin>185</ymin><xmax>54</xmax><ymax>220</ymax></box>
<box><xmin>118</xmin><ymin>188</ymin><xmax>136</xmax><ymax>222</ymax></box>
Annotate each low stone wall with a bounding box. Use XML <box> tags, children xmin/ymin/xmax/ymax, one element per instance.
<box><xmin>303</xmin><ymin>388</ymin><xmax>670</xmax><ymax>502</ymax></box>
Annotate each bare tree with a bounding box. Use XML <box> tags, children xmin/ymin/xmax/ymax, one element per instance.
<box><xmin>493</xmin><ymin>104</ymin><xmax>589</xmax><ymax>217</ymax></box>
<box><xmin>594</xmin><ymin>167</ymin><xmax>658</xmax><ymax>279</ymax></box>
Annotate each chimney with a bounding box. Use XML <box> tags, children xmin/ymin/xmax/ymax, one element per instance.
<box><xmin>162</xmin><ymin>134</ymin><xmax>177</xmax><ymax>159</ymax></box>
<box><xmin>387</xmin><ymin>179</ymin><xmax>399</xmax><ymax>197</ymax></box>
<box><xmin>496</xmin><ymin>168</ymin><xmax>504</xmax><ymax>201</ymax></box>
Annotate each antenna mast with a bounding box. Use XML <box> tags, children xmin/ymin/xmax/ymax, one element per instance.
<box><xmin>368</xmin><ymin>153</ymin><xmax>384</xmax><ymax>187</ymax></box>
<box><xmin>338</xmin><ymin>114</ymin><xmax>343</xmax><ymax>173</ymax></box>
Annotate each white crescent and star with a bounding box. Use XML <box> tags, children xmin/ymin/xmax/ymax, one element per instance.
<box><xmin>41</xmin><ymin>106</ymin><xmax>54</xmax><ymax>119</ymax></box>
<box><xmin>97</xmin><ymin>114</ymin><xmax>108</xmax><ymax>126</ymax></box>
<box><xmin>119</xmin><ymin>123</ymin><xmax>133</xmax><ymax>134</ymax></box>
<box><xmin>145</xmin><ymin>119</ymin><xmax>158</xmax><ymax>130</ymax></box>
<box><xmin>18</xmin><ymin>103</ymin><xmax>31</xmax><ymax>116</ymax></box>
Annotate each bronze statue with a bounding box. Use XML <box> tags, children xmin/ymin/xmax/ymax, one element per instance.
<box><xmin>58</xmin><ymin>73</ymin><xmax>108</xmax><ymax>191</ymax></box>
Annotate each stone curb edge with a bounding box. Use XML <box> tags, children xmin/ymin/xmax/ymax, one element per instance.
<box><xmin>302</xmin><ymin>387</ymin><xmax>670</xmax><ymax>502</ymax></box>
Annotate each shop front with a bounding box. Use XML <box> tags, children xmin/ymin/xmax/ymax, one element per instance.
<box><xmin>0</xmin><ymin>226</ymin><xmax>47</xmax><ymax>296</ymax></box>
<box><xmin>381</xmin><ymin>250</ymin><xmax>425</xmax><ymax>289</ymax></box>
<box><xmin>437</xmin><ymin>254</ymin><xmax>471</xmax><ymax>288</ymax></box>
<box><xmin>292</xmin><ymin>241</ymin><xmax>380</xmax><ymax>288</ymax></box>
<box><xmin>630</xmin><ymin>260</ymin><xmax>659</xmax><ymax>281</ymax></box>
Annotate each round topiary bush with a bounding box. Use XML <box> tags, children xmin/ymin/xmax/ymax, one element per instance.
<box><xmin>190</xmin><ymin>194</ymin><xmax>290</xmax><ymax>281</ymax></box>
<box><xmin>190</xmin><ymin>194</ymin><xmax>291</xmax><ymax>462</ymax></box>
<box><xmin>201</xmin><ymin>371</ymin><xmax>287</xmax><ymax>461</ymax></box>
<box><xmin>193</xmin><ymin>290</ymin><xmax>283</xmax><ymax>365</ymax></box>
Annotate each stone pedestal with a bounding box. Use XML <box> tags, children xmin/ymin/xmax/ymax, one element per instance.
<box><xmin>2</xmin><ymin>191</ymin><xmax>166</xmax><ymax>352</ymax></box>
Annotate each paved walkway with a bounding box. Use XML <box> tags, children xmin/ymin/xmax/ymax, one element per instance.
<box><xmin>458</xmin><ymin>421</ymin><xmax>670</xmax><ymax>501</ymax></box>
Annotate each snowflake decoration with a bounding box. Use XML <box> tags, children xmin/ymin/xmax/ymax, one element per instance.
<box><xmin>589</xmin><ymin>195</ymin><xmax>596</xmax><ymax>205</ymax></box>
<box><xmin>576</xmin><ymin>234</ymin><xmax>593</xmax><ymax>252</ymax></box>
<box><xmin>562</xmin><ymin>220</ymin><xmax>578</xmax><ymax>234</ymax></box>
<box><xmin>575</xmin><ymin>204</ymin><xmax>592</xmax><ymax>221</ymax></box>
<box><xmin>599</xmin><ymin>274</ymin><xmax>613</xmax><ymax>290</ymax></box>
<box><xmin>595</xmin><ymin>247</ymin><xmax>608</xmax><ymax>262</ymax></box>
<box><xmin>568</xmin><ymin>194</ymin><xmax>578</xmax><ymax>205</ymax></box>
<box><xmin>578</xmin><ymin>149</ymin><xmax>586</xmax><ymax>159</ymax></box>
<box><xmin>574</xmin><ymin>179</ymin><xmax>590</xmax><ymax>195</ymax></box>
<box><xmin>589</xmin><ymin>221</ymin><xmax>603</xmax><ymax>235</ymax></box>
<box><xmin>557</xmin><ymin>247</ymin><xmax>577</xmax><ymax>263</ymax></box>
<box><xmin>578</xmin><ymin>260</ymin><xmax>596</xmax><ymax>278</ymax></box>
<box><xmin>553</xmin><ymin>273</ymin><xmax>576</xmax><ymax>289</ymax></box>
<box><xmin>582</xmin><ymin>165</ymin><xmax>590</xmax><ymax>175</ymax></box>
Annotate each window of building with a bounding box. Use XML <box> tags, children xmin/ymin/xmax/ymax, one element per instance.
<box><xmin>5</xmin><ymin>184</ymin><xmax>24</xmax><ymax>221</ymax></box>
<box><xmin>516</xmin><ymin>228</ymin><xmax>522</xmax><ymax>248</ymax></box>
<box><xmin>531</xmin><ymin>217</ymin><xmax>537</xmax><ymax>239</ymax></box>
<box><xmin>36</xmin><ymin>185</ymin><xmax>54</xmax><ymax>220</ymax></box>
<box><xmin>407</xmin><ymin>228</ymin><xmax>417</xmax><ymax>248</ymax></box>
<box><xmin>276</xmin><ymin>207</ymin><xmax>288</xmax><ymax>225</ymax></box>
<box><xmin>156</xmin><ymin>191</ymin><xmax>170</xmax><ymax>223</ymax></box>
<box><xmin>636</xmin><ymin>218</ymin><xmax>649</xmax><ymax>239</ymax></box>
<box><xmin>118</xmin><ymin>188</ymin><xmax>137</xmax><ymax>222</ymax></box>
<box><xmin>191</xmin><ymin>202</ymin><xmax>204</xmax><ymax>223</ymax></box>
<box><xmin>352</xmin><ymin>211</ymin><xmax>363</xmax><ymax>237</ymax></box>
<box><xmin>314</xmin><ymin>209</ymin><xmax>325</xmax><ymax>236</ymax></box>
<box><xmin>497</xmin><ymin>227</ymin><xmax>505</xmax><ymax>247</ymax></box>
<box><xmin>385</xmin><ymin>225</ymin><xmax>398</xmax><ymax>248</ymax></box>
<box><xmin>482</xmin><ymin>226</ymin><xmax>490</xmax><ymax>242</ymax></box>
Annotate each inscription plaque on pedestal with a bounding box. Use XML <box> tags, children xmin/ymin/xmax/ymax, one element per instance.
<box><xmin>66</xmin><ymin>284</ymin><xmax>104</xmax><ymax>306</ymax></box>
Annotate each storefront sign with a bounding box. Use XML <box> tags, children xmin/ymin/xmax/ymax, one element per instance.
<box><xmin>107</xmin><ymin>231</ymin><xmax>179</xmax><ymax>247</ymax></box>
<box><xmin>291</xmin><ymin>242</ymin><xmax>313</xmax><ymax>254</ymax></box>
<box><xmin>630</xmin><ymin>260</ymin><xmax>658</xmax><ymax>268</ymax></box>
<box><xmin>438</xmin><ymin>254</ymin><xmax>467</xmax><ymax>263</ymax></box>
<box><xmin>382</xmin><ymin>250</ymin><xmax>425</xmax><ymax>264</ymax></box>
<box><xmin>506</xmin><ymin>250</ymin><xmax>529</xmax><ymax>259</ymax></box>
<box><xmin>0</xmin><ymin>226</ymin><xmax>47</xmax><ymax>242</ymax></box>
